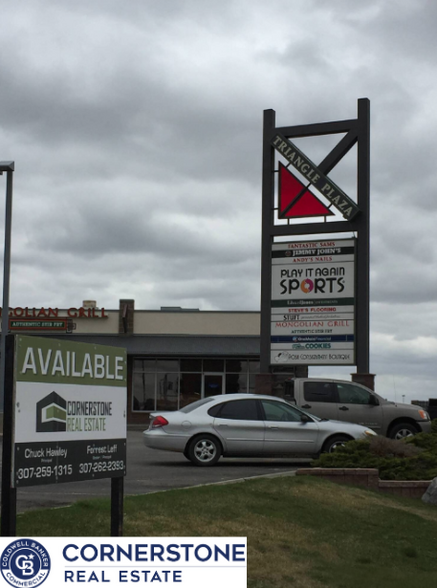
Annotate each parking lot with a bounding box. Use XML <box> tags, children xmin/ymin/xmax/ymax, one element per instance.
<box><xmin>1</xmin><ymin>430</ymin><xmax>310</xmax><ymax>512</ymax></box>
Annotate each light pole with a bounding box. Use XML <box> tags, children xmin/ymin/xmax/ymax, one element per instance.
<box><xmin>0</xmin><ymin>161</ymin><xmax>14</xmax><ymax>415</ymax></box>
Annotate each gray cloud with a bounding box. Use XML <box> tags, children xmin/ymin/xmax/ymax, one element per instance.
<box><xmin>1</xmin><ymin>0</ymin><xmax>437</xmax><ymax>400</ymax></box>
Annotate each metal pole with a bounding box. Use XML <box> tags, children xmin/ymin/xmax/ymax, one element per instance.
<box><xmin>111</xmin><ymin>477</ymin><xmax>124</xmax><ymax>536</ymax></box>
<box><xmin>1</xmin><ymin>334</ymin><xmax>17</xmax><ymax>536</ymax></box>
<box><xmin>260</xmin><ymin>110</ymin><xmax>275</xmax><ymax>373</ymax></box>
<box><xmin>356</xmin><ymin>99</ymin><xmax>370</xmax><ymax>374</ymax></box>
<box><xmin>0</xmin><ymin>165</ymin><xmax>14</xmax><ymax>413</ymax></box>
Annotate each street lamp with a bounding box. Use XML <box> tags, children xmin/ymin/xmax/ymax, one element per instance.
<box><xmin>0</xmin><ymin>161</ymin><xmax>14</xmax><ymax>414</ymax></box>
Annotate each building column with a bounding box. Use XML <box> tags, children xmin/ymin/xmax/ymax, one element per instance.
<box><xmin>119</xmin><ymin>299</ymin><xmax>135</xmax><ymax>334</ymax></box>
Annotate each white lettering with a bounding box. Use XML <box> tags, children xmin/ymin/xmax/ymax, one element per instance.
<box><xmin>94</xmin><ymin>355</ymin><xmax>105</xmax><ymax>379</ymax></box>
<box><xmin>52</xmin><ymin>350</ymin><xmax>65</xmax><ymax>376</ymax></box>
<box><xmin>21</xmin><ymin>347</ymin><xmax>37</xmax><ymax>374</ymax></box>
<box><xmin>81</xmin><ymin>353</ymin><xmax>93</xmax><ymax>378</ymax></box>
<box><xmin>37</xmin><ymin>348</ymin><xmax>52</xmax><ymax>375</ymax></box>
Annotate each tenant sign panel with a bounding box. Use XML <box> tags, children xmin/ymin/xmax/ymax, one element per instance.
<box><xmin>12</xmin><ymin>336</ymin><xmax>127</xmax><ymax>487</ymax></box>
<box><xmin>270</xmin><ymin>239</ymin><xmax>355</xmax><ymax>365</ymax></box>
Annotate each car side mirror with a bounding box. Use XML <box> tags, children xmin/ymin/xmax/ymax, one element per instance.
<box><xmin>369</xmin><ymin>395</ymin><xmax>379</xmax><ymax>406</ymax></box>
<box><xmin>301</xmin><ymin>414</ymin><xmax>312</xmax><ymax>423</ymax></box>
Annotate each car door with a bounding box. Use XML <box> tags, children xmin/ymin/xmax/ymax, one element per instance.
<box><xmin>335</xmin><ymin>382</ymin><xmax>383</xmax><ymax>433</ymax></box>
<box><xmin>260</xmin><ymin>399</ymin><xmax>319</xmax><ymax>455</ymax></box>
<box><xmin>212</xmin><ymin>399</ymin><xmax>265</xmax><ymax>455</ymax></box>
<box><xmin>299</xmin><ymin>381</ymin><xmax>339</xmax><ymax>420</ymax></box>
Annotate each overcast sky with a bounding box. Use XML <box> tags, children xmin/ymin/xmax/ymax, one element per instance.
<box><xmin>1</xmin><ymin>0</ymin><xmax>436</xmax><ymax>402</ymax></box>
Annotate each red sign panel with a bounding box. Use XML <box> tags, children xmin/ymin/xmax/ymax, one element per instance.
<box><xmin>278</xmin><ymin>163</ymin><xmax>334</xmax><ymax>218</ymax></box>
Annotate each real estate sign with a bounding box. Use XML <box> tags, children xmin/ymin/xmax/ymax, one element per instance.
<box><xmin>270</xmin><ymin>238</ymin><xmax>356</xmax><ymax>365</ymax></box>
<box><xmin>12</xmin><ymin>336</ymin><xmax>127</xmax><ymax>487</ymax></box>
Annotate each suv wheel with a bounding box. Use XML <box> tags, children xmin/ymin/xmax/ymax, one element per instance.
<box><xmin>389</xmin><ymin>422</ymin><xmax>419</xmax><ymax>440</ymax></box>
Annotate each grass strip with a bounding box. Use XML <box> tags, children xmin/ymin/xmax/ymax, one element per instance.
<box><xmin>11</xmin><ymin>476</ymin><xmax>437</xmax><ymax>588</ymax></box>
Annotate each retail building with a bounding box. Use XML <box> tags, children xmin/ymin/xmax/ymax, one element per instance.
<box><xmin>3</xmin><ymin>300</ymin><xmax>306</xmax><ymax>425</ymax></box>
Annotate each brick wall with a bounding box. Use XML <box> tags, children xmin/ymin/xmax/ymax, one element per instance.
<box><xmin>296</xmin><ymin>468</ymin><xmax>431</xmax><ymax>499</ymax></box>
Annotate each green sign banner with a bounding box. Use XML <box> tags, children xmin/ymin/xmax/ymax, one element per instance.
<box><xmin>16</xmin><ymin>335</ymin><xmax>126</xmax><ymax>387</ymax></box>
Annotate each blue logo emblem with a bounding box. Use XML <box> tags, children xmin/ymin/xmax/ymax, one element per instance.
<box><xmin>1</xmin><ymin>539</ymin><xmax>51</xmax><ymax>587</ymax></box>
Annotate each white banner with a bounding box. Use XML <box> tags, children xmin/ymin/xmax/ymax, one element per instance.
<box><xmin>0</xmin><ymin>537</ymin><xmax>247</xmax><ymax>588</ymax></box>
<box><xmin>270</xmin><ymin>239</ymin><xmax>356</xmax><ymax>365</ymax></box>
<box><xmin>15</xmin><ymin>382</ymin><xmax>126</xmax><ymax>443</ymax></box>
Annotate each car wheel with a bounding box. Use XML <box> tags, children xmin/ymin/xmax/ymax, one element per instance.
<box><xmin>389</xmin><ymin>422</ymin><xmax>419</xmax><ymax>440</ymax></box>
<box><xmin>187</xmin><ymin>435</ymin><xmax>222</xmax><ymax>466</ymax></box>
<box><xmin>322</xmin><ymin>434</ymin><xmax>351</xmax><ymax>454</ymax></box>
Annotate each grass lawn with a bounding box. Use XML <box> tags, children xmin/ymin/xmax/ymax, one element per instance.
<box><xmin>11</xmin><ymin>475</ymin><xmax>437</xmax><ymax>588</ymax></box>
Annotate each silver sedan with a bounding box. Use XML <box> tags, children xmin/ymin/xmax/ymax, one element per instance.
<box><xmin>143</xmin><ymin>394</ymin><xmax>376</xmax><ymax>466</ymax></box>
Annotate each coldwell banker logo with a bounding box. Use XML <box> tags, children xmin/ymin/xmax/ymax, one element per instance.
<box><xmin>1</xmin><ymin>539</ymin><xmax>51</xmax><ymax>587</ymax></box>
<box><xmin>36</xmin><ymin>391</ymin><xmax>67</xmax><ymax>432</ymax></box>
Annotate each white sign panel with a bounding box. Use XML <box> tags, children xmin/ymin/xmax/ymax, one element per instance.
<box><xmin>13</xmin><ymin>336</ymin><xmax>127</xmax><ymax>487</ymax></box>
<box><xmin>270</xmin><ymin>239</ymin><xmax>355</xmax><ymax>365</ymax></box>
<box><xmin>0</xmin><ymin>537</ymin><xmax>247</xmax><ymax>588</ymax></box>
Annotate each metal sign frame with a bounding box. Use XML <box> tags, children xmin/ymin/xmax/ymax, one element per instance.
<box><xmin>260</xmin><ymin>99</ymin><xmax>370</xmax><ymax>375</ymax></box>
<box><xmin>1</xmin><ymin>335</ymin><xmax>127</xmax><ymax>536</ymax></box>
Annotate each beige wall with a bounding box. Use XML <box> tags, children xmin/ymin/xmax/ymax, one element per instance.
<box><xmin>4</xmin><ymin>307</ymin><xmax>261</xmax><ymax>336</ymax></box>
<box><xmin>70</xmin><ymin>312</ymin><xmax>119</xmax><ymax>333</ymax></box>
<box><xmin>134</xmin><ymin>311</ymin><xmax>260</xmax><ymax>336</ymax></box>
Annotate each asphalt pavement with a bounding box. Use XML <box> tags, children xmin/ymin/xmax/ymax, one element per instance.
<box><xmin>1</xmin><ymin>429</ymin><xmax>310</xmax><ymax>512</ymax></box>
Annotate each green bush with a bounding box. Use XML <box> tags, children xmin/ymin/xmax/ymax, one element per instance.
<box><xmin>312</xmin><ymin>423</ymin><xmax>437</xmax><ymax>480</ymax></box>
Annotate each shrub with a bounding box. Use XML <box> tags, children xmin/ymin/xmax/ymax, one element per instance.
<box><xmin>312</xmin><ymin>425</ymin><xmax>437</xmax><ymax>480</ymax></box>
<box><xmin>369</xmin><ymin>435</ymin><xmax>422</xmax><ymax>458</ymax></box>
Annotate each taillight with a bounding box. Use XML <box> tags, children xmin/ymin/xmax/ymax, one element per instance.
<box><xmin>151</xmin><ymin>416</ymin><xmax>169</xmax><ymax>429</ymax></box>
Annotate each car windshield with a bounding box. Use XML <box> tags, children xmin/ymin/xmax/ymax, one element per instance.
<box><xmin>179</xmin><ymin>397</ymin><xmax>215</xmax><ymax>413</ymax></box>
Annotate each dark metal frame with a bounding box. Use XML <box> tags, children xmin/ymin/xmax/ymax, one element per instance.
<box><xmin>260</xmin><ymin>99</ymin><xmax>370</xmax><ymax>374</ymax></box>
<box><xmin>1</xmin><ymin>334</ymin><xmax>125</xmax><ymax>536</ymax></box>
<box><xmin>0</xmin><ymin>161</ymin><xmax>14</xmax><ymax>413</ymax></box>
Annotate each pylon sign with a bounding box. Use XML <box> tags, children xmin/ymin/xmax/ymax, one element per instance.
<box><xmin>260</xmin><ymin>99</ymin><xmax>370</xmax><ymax>374</ymax></box>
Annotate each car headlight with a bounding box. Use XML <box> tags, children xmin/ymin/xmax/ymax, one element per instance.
<box><xmin>364</xmin><ymin>429</ymin><xmax>377</xmax><ymax>436</ymax></box>
<box><xmin>418</xmin><ymin>410</ymin><xmax>430</xmax><ymax>420</ymax></box>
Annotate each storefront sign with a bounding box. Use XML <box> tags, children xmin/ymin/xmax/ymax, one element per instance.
<box><xmin>9</xmin><ymin>319</ymin><xmax>70</xmax><ymax>331</ymax></box>
<box><xmin>12</xmin><ymin>336</ymin><xmax>127</xmax><ymax>487</ymax></box>
<box><xmin>270</xmin><ymin>239</ymin><xmax>356</xmax><ymax>365</ymax></box>
<box><xmin>271</xmin><ymin>133</ymin><xmax>360</xmax><ymax>220</ymax></box>
<box><xmin>1</xmin><ymin>306</ymin><xmax>109</xmax><ymax>319</ymax></box>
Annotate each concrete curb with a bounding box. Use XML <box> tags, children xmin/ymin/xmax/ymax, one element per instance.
<box><xmin>127</xmin><ymin>469</ymin><xmax>298</xmax><ymax>499</ymax></box>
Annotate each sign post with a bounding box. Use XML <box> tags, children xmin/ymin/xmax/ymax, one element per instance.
<box><xmin>0</xmin><ymin>161</ymin><xmax>14</xmax><ymax>416</ymax></box>
<box><xmin>1</xmin><ymin>335</ymin><xmax>127</xmax><ymax>536</ymax></box>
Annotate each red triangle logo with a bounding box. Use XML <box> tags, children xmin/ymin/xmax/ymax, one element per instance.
<box><xmin>279</xmin><ymin>163</ymin><xmax>334</xmax><ymax>218</ymax></box>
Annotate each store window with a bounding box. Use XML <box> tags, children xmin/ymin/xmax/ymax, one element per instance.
<box><xmin>180</xmin><ymin>373</ymin><xmax>202</xmax><ymax>407</ymax></box>
<box><xmin>156</xmin><ymin>373</ymin><xmax>179</xmax><ymax>411</ymax></box>
<box><xmin>226</xmin><ymin>373</ymin><xmax>247</xmax><ymax>394</ymax></box>
<box><xmin>132</xmin><ymin>372</ymin><xmax>155</xmax><ymax>411</ymax></box>
<box><xmin>203</xmin><ymin>359</ymin><xmax>224</xmax><ymax>372</ymax></box>
<box><xmin>132</xmin><ymin>357</ymin><xmax>261</xmax><ymax>412</ymax></box>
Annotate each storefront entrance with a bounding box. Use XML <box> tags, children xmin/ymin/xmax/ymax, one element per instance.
<box><xmin>203</xmin><ymin>373</ymin><xmax>224</xmax><ymax>397</ymax></box>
